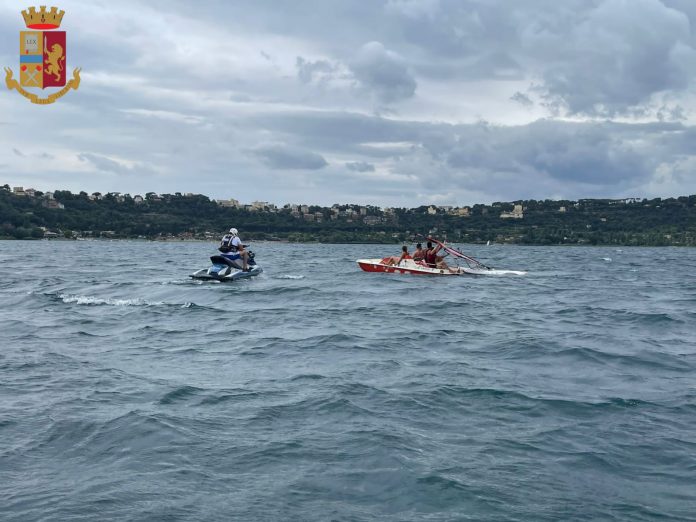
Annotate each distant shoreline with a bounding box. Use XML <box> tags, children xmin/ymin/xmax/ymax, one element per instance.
<box><xmin>2</xmin><ymin>188</ymin><xmax>694</xmax><ymax>246</ymax></box>
<box><xmin>1</xmin><ymin>237</ymin><xmax>693</xmax><ymax>248</ymax></box>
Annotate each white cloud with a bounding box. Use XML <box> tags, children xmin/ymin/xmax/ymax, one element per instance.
<box><xmin>120</xmin><ymin>109</ymin><xmax>206</xmax><ymax>125</ymax></box>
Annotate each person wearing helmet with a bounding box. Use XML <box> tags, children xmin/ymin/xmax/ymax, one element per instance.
<box><xmin>219</xmin><ymin>227</ymin><xmax>249</xmax><ymax>270</ymax></box>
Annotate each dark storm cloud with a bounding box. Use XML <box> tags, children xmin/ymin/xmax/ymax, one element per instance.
<box><xmin>3</xmin><ymin>0</ymin><xmax>696</xmax><ymax>205</ymax></box>
<box><xmin>349</xmin><ymin>42</ymin><xmax>417</xmax><ymax>103</ymax></box>
<box><xmin>387</xmin><ymin>0</ymin><xmax>696</xmax><ymax>116</ymax></box>
<box><xmin>511</xmin><ymin>92</ymin><xmax>534</xmax><ymax>107</ymax></box>
<box><xmin>250</xmin><ymin>145</ymin><xmax>328</xmax><ymax>170</ymax></box>
<box><xmin>77</xmin><ymin>153</ymin><xmax>148</xmax><ymax>176</ymax></box>
<box><xmin>446</xmin><ymin>121</ymin><xmax>657</xmax><ymax>185</ymax></box>
<box><xmin>10</xmin><ymin>148</ymin><xmax>55</xmax><ymax>160</ymax></box>
<box><xmin>536</xmin><ymin>0</ymin><xmax>695</xmax><ymax>116</ymax></box>
<box><xmin>247</xmin><ymin>106</ymin><xmax>696</xmax><ymax>200</ymax></box>
<box><xmin>345</xmin><ymin>161</ymin><xmax>375</xmax><ymax>172</ymax></box>
<box><xmin>296</xmin><ymin>57</ymin><xmax>336</xmax><ymax>84</ymax></box>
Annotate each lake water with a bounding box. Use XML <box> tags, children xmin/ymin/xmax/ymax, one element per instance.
<box><xmin>1</xmin><ymin>240</ymin><xmax>695</xmax><ymax>521</ymax></box>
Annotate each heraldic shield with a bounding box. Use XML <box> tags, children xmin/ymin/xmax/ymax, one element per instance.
<box><xmin>4</xmin><ymin>6</ymin><xmax>80</xmax><ymax>105</ymax></box>
<box><xmin>20</xmin><ymin>31</ymin><xmax>67</xmax><ymax>89</ymax></box>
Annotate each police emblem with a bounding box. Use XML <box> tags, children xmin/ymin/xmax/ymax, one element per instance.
<box><xmin>4</xmin><ymin>6</ymin><xmax>81</xmax><ymax>105</ymax></box>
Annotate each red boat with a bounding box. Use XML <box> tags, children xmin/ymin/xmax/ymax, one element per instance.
<box><xmin>357</xmin><ymin>258</ymin><xmax>469</xmax><ymax>275</ymax></box>
<box><xmin>357</xmin><ymin>238</ymin><xmax>527</xmax><ymax>276</ymax></box>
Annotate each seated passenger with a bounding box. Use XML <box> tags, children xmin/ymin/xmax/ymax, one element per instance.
<box><xmin>423</xmin><ymin>240</ymin><xmax>457</xmax><ymax>271</ymax></box>
<box><xmin>385</xmin><ymin>245</ymin><xmax>412</xmax><ymax>266</ymax></box>
<box><xmin>423</xmin><ymin>241</ymin><xmax>441</xmax><ymax>268</ymax></box>
<box><xmin>412</xmin><ymin>243</ymin><xmax>425</xmax><ymax>262</ymax></box>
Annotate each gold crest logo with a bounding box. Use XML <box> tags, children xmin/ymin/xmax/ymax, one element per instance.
<box><xmin>4</xmin><ymin>6</ymin><xmax>81</xmax><ymax>105</ymax></box>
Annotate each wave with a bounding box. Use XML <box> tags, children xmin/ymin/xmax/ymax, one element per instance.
<box><xmin>198</xmin><ymin>389</ymin><xmax>263</xmax><ymax>406</ymax></box>
<box><xmin>555</xmin><ymin>346</ymin><xmax>691</xmax><ymax>372</ymax></box>
<box><xmin>158</xmin><ymin>385</ymin><xmax>204</xmax><ymax>405</ymax></box>
<box><xmin>58</xmin><ymin>293</ymin><xmax>164</xmax><ymax>307</ymax></box>
<box><xmin>467</xmin><ymin>268</ymin><xmax>528</xmax><ymax>276</ymax></box>
<box><xmin>4</xmin><ymin>242</ymin><xmax>696</xmax><ymax>522</ymax></box>
<box><xmin>50</xmin><ymin>293</ymin><xmax>206</xmax><ymax>310</ymax></box>
<box><xmin>400</xmin><ymin>385</ymin><xmax>668</xmax><ymax>416</ymax></box>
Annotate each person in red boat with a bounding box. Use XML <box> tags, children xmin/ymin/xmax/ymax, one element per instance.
<box><xmin>424</xmin><ymin>240</ymin><xmax>455</xmax><ymax>271</ymax></box>
<box><xmin>385</xmin><ymin>245</ymin><xmax>412</xmax><ymax>266</ymax></box>
<box><xmin>412</xmin><ymin>243</ymin><xmax>426</xmax><ymax>262</ymax></box>
<box><xmin>423</xmin><ymin>241</ymin><xmax>441</xmax><ymax>268</ymax></box>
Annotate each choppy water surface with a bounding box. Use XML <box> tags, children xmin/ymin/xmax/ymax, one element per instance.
<box><xmin>1</xmin><ymin>240</ymin><xmax>695</xmax><ymax>521</ymax></box>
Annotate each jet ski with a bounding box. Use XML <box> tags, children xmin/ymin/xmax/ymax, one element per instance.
<box><xmin>190</xmin><ymin>249</ymin><xmax>262</xmax><ymax>281</ymax></box>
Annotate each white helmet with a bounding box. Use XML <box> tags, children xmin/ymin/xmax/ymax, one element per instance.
<box><xmin>229</xmin><ymin>228</ymin><xmax>238</xmax><ymax>236</ymax></box>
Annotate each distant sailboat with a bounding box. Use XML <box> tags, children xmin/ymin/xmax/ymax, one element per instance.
<box><xmin>486</xmin><ymin>240</ymin><xmax>490</xmax><ymax>246</ymax></box>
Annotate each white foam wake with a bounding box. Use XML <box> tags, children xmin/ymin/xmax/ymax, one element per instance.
<box><xmin>465</xmin><ymin>269</ymin><xmax>527</xmax><ymax>276</ymax></box>
<box><xmin>59</xmin><ymin>294</ymin><xmax>163</xmax><ymax>307</ymax></box>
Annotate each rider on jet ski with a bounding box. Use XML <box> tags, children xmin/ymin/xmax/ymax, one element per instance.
<box><xmin>219</xmin><ymin>228</ymin><xmax>249</xmax><ymax>271</ymax></box>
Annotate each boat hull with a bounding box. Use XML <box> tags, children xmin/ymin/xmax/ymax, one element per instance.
<box><xmin>190</xmin><ymin>266</ymin><xmax>263</xmax><ymax>281</ymax></box>
<box><xmin>356</xmin><ymin>259</ymin><xmax>466</xmax><ymax>276</ymax></box>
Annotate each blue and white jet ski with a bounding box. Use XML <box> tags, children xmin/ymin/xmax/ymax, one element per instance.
<box><xmin>190</xmin><ymin>249</ymin><xmax>262</xmax><ymax>281</ymax></box>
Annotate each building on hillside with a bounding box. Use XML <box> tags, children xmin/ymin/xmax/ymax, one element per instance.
<box><xmin>42</xmin><ymin>199</ymin><xmax>65</xmax><ymax>209</ymax></box>
<box><xmin>500</xmin><ymin>204</ymin><xmax>524</xmax><ymax>219</ymax></box>
<box><xmin>251</xmin><ymin>201</ymin><xmax>270</xmax><ymax>211</ymax></box>
<box><xmin>13</xmin><ymin>187</ymin><xmax>25</xmax><ymax>196</ymax></box>
<box><xmin>216</xmin><ymin>198</ymin><xmax>240</xmax><ymax>208</ymax></box>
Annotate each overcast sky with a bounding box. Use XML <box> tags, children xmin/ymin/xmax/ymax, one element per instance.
<box><xmin>2</xmin><ymin>0</ymin><xmax>696</xmax><ymax>206</ymax></box>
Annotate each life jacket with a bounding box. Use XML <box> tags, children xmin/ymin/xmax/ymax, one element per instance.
<box><xmin>219</xmin><ymin>234</ymin><xmax>239</xmax><ymax>253</ymax></box>
<box><xmin>424</xmin><ymin>249</ymin><xmax>437</xmax><ymax>267</ymax></box>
